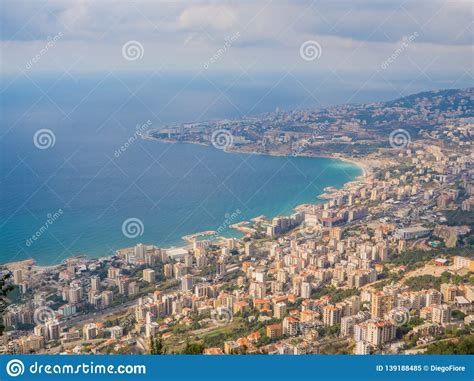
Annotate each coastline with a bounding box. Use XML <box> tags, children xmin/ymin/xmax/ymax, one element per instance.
<box><xmin>145</xmin><ymin>134</ymin><xmax>371</xmax><ymax>179</ymax></box>
<box><xmin>144</xmin><ymin>134</ymin><xmax>370</xmax><ymax>178</ymax></box>
<box><xmin>3</xmin><ymin>139</ymin><xmax>370</xmax><ymax>270</ymax></box>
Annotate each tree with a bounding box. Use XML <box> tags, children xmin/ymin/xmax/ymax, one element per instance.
<box><xmin>0</xmin><ymin>270</ymin><xmax>15</xmax><ymax>336</ymax></box>
<box><xmin>149</xmin><ymin>336</ymin><xmax>155</xmax><ymax>354</ymax></box>
<box><xmin>425</xmin><ymin>335</ymin><xmax>474</xmax><ymax>354</ymax></box>
<box><xmin>155</xmin><ymin>336</ymin><xmax>164</xmax><ymax>354</ymax></box>
<box><xmin>181</xmin><ymin>336</ymin><xmax>204</xmax><ymax>354</ymax></box>
<box><xmin>150</xmin><ymin>335</ymin><xmax>165</xmax><ymax>355</ymax></box>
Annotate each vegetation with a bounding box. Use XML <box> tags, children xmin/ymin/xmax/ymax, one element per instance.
<box><xmin>310</xmin><ymin>287</ymin><xmax>360</xmax><ymax>302</ymax></box>
<box><xmin>424</xmin><ymin>334</ymin><xmax>474</xmax><ymax>355</ymax></box>
<box><xmin>451</xmin><ymin>310</ymin><xmax>466</xmax><ymax>320</ymax></box>
<box><xmin>444</xmin><ymin>210</ymin><xmax>474</xmax><ymax>246</ymax></box>
<box><xmin>181</xmin><ymin>337</ymin><xmax>204</xmax><ymax>354</ymax></box>
<box><xmin>149</xmin><ymin>335</ymin><xmax>165</xmax><ymax>354</ymax></box>
<box><xmin>404</xmin><ymin>272</ymin><xmax>473</xmax><ymax>291</ymax></box>
<box><xmin>404</xmin><ymin>275</ymin><xmax>442</xmax><ymax>291</ymax></box>
<box><xmin>397</xmin><ymin>317</ymin><xmax>424</xmax><ymax>339</ymax></box>
<box><xmin>389</xmin><ymin>247</ymin><xmax>474</xmax><ymax>270</ymax></box>
<box><xmin>0</xmin><ymin>270</ymin><xmax>15</xmax><ymax>336</ymax></box>
<box><xmin>445</xmin><ymin>210</ymin><xmax>474</xmax><ymax>228</ymax></box>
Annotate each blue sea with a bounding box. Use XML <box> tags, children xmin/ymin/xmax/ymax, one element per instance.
<box><xmin>0</xmin><ymin>72</ymin><xmax>367</xmax><ymax>265</ymax></box>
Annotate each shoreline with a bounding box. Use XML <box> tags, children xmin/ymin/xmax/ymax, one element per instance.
<box><xmin>145</xmin><ymin>135</ymin><xmax>371</xmax><ymax>178</ymax></box>
<box><xmin>3</xmin><ymin>139</ymin><xmax>371</xmax><ymax>270</ymax></box>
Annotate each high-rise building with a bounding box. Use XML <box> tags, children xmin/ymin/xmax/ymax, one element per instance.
<box><xmin>245</xmin><ymin>241</ymin><xmax>255</xmax><ymax>256</ymax></box>
<box><xmin>134</xmin><ymin>243</ymin><xmax>146</xmax><ymax>260</ymax></box>
<box><xmin>128</xmin><ymin>281</ymin><xmax>139</xmax><ymax>296</ymax></box>
<box><xmin>45</xmin><ymin>319</ymin><xmax>60</xmax><ymax>341</ymax></box>
<box><xmin>83</xmin><ymin>323</ymin><xmax>98</xmax><ymax>340</ymax></box>
<box><xmin>366</xmin><ymin>320</ymin><xmax>396</xmax><ymax>347</ymax></box>
<box><xmin>323</xmin><ymin>305</ymin><xmax>342</xmax><ymax>326</ymax></box>
<box><xmin>173</xmin><ymin>263</ymin><xmax>186</xmax><ymax>279</ymax></box>
<box><xmin>432</xmin><ymin>304</ymin><xmax>451</xmax><ymax>325</ymax></box>
<box><xmin>274</xmin><ymin>302</ymin><xmax>287</xmax><ymax>319</ymax></box>
<box><xmin>250</xmin><ymin>282</ymin><xmax>266</xmax><ymax>299</ymax></box>
<box><xmin>20</xmin><ymin>335</ymin><xmax>44</xmax><ymax>354</ymax></box>
<box><xmin>109</xmin><ymin>326</ymin><xmax>123</xmax><ymax>340</ymax></box>
<box><xmin>181</xmin><ymin>274</ymin><xmax>193</xmax><ymax>292</ymax></box>
<box><xmin>371</xmin><ymin>291</ymin><xmax>396</xmax><ymax>319</ymax></box>
<box><xmin>330</xmin><ymin>227</ymin><xmax>342</xmax><ymax>241</ymax></box>
<box><xmin>341</xmin><ymin>316</ymin><xmax>357</xmax><ymax>336</ymax></box>
<box><xmin>425</xmin><ymin>289</ymin><xmax>442</xmax><ymax>306</ymax></box>
<box><xmin>301</xmin><ymin>282</ymin><xmax>311</xmax><ymax>299</ymax></box>
<box><xmin>118</xmin><ymin>277</ymin><xmax>130</xmax><ymax>295</ymax></box>
<box><xmin>101</xmin><ymin>291</ymin><xmax>113</xmax><ymax>307</ymax></box>
<box><xmin>107</xmin><ymin>267</ymin><xmax>121</xmax><ymax>280</ymax></box>
<box><xmin>227</xmin><ymin>238</ymin><xmax>236</xmax><ymax>250</ymax></box>
<box><xmin>266</xmin><ymin>324</ymin><xmax>283</xmax><ymax>339</ymax></box>
<box><xmin>145</xmin><ymin>312</ymin><xmax>159</xmax><ymax>338</ymax></box>
<box><xmin>354</xmin><ymin>341</ymin><xmax>371</xmax><ymax>355</ymax></box>
<box><xmin>143</xmin><ymin>269</ymin><xmax>156</xmax><ymax>283</ymax></box>
<box><xmin>184</xmin><ymin>254</ymin><xmax>193</xmax><ymax>268</ymax></box>
<box><xmin>90</xmin><ymin>276</ymin><xmax>101</xmax><ymax>292</ymax></box>
<box><xmin>162</xmin><ymin>295</ymin><xmax>174</xmax><ymax>316</ymax></box>
<box><xmin>68</xmin><ymin>285</ymin><xmax>83</xmax><ymax>305</ymax></box>
<box><xmin>282</xmin><ymin>317</ymin><xmax>299</xmax><ymax>336</ymax></box>
<box><xmin>13</xmin><ymin>269</ymin><xmax>23</xmax><ymax>285</ymax></box>
<box><xmin>216</xmin><ymin>258</ymin><xmax>227</xmax><ymax>277</ymax></box>
<box><xmin>163</xmin><ymin>264</ymin><xmax>173</xmax><ymax>278</ymax></box>
<box><xmin>255</xmin><ymin>270</ymin><xmax>266</xmax><ymax>283</ymax></box>
<box><xmin>194</xmin><ymin>283</ymin><xmax>210</xmax><ymax>298</ymax></box>
<box><xmin>440</xmin><ymin>284</ymin><xmax>458</xmax><ymax>303</ymax></box>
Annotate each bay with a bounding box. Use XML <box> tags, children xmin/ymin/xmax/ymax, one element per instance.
<box><xmin>0</xmin><ymin>74</ymin><xmax>361</xmax><ymax>265</ymax></box>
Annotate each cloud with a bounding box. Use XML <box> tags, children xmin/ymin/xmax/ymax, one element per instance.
<box><xmin>292</xmin><ymin>1</ymin><xmax>473</xmax><ymax>46</ymax></box>
<box><xmin>0</xmin><ymin>0</ymin><xmax>472</xmax><ymax>77</ymax></box>
<box><xmin>178</xmin><ymin>5</ymin><xmax>237</xmax><ymax>31</ymax></box>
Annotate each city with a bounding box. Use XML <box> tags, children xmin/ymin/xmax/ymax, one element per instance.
<box><xmin>1</xmin><ymin>88</ymin><xmax>473</xmax><ymax>356</ymax></box>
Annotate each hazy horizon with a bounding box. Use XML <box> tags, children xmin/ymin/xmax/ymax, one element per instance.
<box><xmin>2</xmin><ymin>1</ymin><xmax>473</xmax><ymax>92</ymax></box>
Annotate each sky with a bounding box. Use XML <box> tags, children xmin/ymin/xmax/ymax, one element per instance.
<box><xmin>1</xmin><ymin>0</ymin><xmax>472</xmax><ymax>81</ymax></box>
